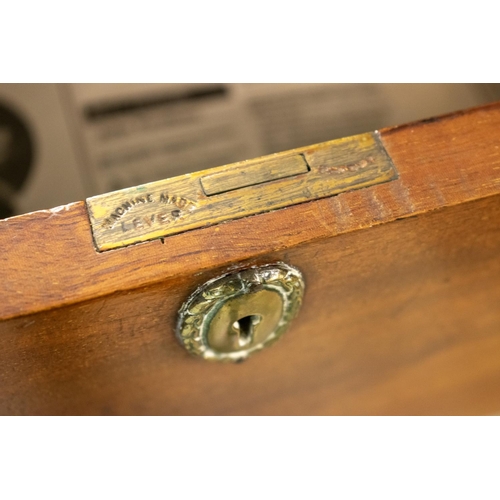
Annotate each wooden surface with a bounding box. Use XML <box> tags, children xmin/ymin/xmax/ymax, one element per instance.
<box><xmin>1</xmin><ymin>102</ymin><xmax>500</xmax><ymax>414</ymax></box>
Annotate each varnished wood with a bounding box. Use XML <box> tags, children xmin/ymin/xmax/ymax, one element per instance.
<box><xmin>1</xmin><ymin>102</ymin><xmax>500</xmax><ymax>414</ymax></box>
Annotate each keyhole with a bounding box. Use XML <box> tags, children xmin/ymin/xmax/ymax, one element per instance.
<box><xmin>231</xmin><ymin>315</ymin><xmax>262</xmax><ymax>347</ymax></box>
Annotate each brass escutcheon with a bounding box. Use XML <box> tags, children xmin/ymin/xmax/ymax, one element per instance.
<box><xmin>176</xmin><ymin>263</ymin><xmax>305</xmax><ymax>362</ymax></box>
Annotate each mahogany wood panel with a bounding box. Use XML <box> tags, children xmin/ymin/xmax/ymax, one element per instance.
<box><xmin>1</xmin><ymin>102</ymin><xmax>500</xmax><ymax>414</ymax></box>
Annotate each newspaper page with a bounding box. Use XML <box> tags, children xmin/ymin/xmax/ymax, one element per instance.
<box><xmin>0</xmin><ymin>83</ymin><xmax>498</xmax><ymax>216</ymax></box>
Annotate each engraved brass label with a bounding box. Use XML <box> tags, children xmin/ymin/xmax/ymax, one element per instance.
<box><xmin>86</xmin><ymin>132</ymin><xmax>397</xmax><ymax>251</ymax></box>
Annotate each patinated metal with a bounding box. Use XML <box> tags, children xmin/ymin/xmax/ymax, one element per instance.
<box><xmin>176</xmin><ymin>263</ymin><xmax>305</xmax><ymax>362</ymax></box>
<box><xmin>86</xmin><ymin>132</ymin><xmax>397</xmax><ymax>251</ymax></box>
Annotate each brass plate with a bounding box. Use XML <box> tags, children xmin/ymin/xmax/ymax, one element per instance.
<box><xmin>176</xmin><ymin>263</ymin><xmax>305</xmax><ymax>362</ymax></box>
<box><xmin>86</xmin><ymin>132</ymin><xmax>397</xmax><ymax>251</ymax></box>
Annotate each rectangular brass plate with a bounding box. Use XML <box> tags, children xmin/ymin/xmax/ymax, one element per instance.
<box><xmin>86</xmin><ymin>132</ymin><xmax>397</xmax><ymax>251</ymax></box>
<box><xmin>201</xmin><ymin>154</ymin><xmax>310</xmax><ymax>195</ymax></box>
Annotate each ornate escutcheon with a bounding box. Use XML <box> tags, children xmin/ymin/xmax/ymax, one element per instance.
<box><xmin>176</xmin><ymin>263</ymin><xmax>305</xmax><ymax>362</ymax></box>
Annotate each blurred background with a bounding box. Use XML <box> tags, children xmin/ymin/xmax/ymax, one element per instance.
<box><xmin>1</xmin><ymin>83</ymin><xmax>499</xmax><ymax>218</ymax></box>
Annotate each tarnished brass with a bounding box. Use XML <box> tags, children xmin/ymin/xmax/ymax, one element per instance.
<box><xmin>86</xmin><ymin>132</ymin><xmax>397</xmax><ymax>251</ymax></box>
<box><xmin>176</xmin><ymin>263</ymin><xmax>305</xmax><ymax>362</ymax></box>
<box><xmin>200</xmin><ymin>154</ymin><xmax>309</xmax><ymax>195</ymax></box>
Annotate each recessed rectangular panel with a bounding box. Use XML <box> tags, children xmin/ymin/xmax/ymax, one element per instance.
<box><xmin>201</xmin><ymin>154</ymin><xmax>309</xmax><ymax>195</ymax></box>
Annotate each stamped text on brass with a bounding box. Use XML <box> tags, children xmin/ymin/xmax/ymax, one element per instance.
<box><xmin>86</xmin><ymin>132</ymin><xmax>397</xmax><ymax>251</ymax></box>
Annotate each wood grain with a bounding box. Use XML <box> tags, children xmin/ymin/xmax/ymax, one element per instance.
<box><xmin>1</xmin><ymin>102</ymin><xmax>500</xmax><ymax>414</ymax></box>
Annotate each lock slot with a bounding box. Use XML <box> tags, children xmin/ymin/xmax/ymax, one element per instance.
<box><xmin>200</xmin><ymin>154</ymin><xmax>310</xmax><ymax>196</ymax></box>
<box><xmin>232</xmin><ymin>314</ymin><xmax>262</xmax><ymax>347</ymax></box>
